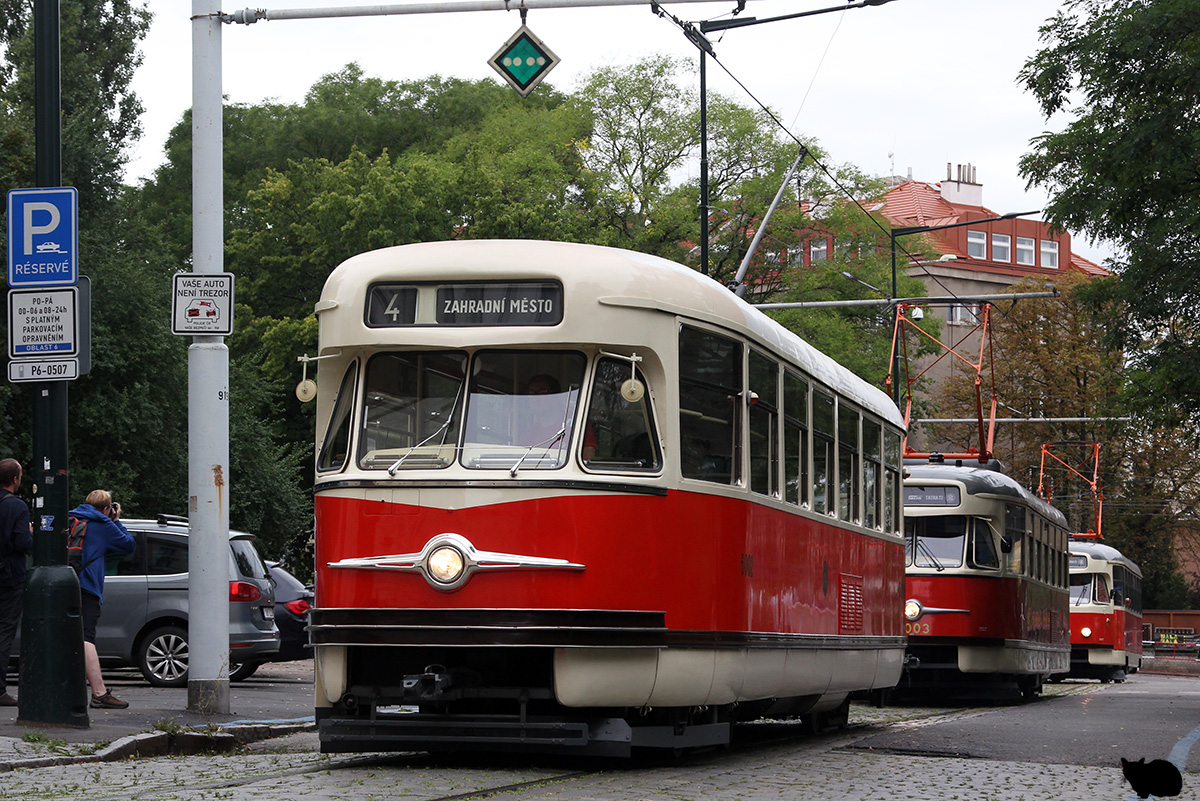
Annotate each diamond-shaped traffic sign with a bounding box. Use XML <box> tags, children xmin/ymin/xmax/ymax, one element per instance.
<box><xmin>490</xmin><ymin>25</ymin><xmax>559</xmax><ymax>98</ymax></box>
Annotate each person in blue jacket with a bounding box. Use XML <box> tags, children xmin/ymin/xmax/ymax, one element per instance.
<box><xmin>70</xmin><ymin>489</ymin><xmax>135</xmax><ymax>710</ymax></box>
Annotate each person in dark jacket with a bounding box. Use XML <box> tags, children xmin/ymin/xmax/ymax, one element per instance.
<box><xmin>0</xmin><ymin>458</ymin><xmax>31</xmax><ymax>707</ymax></box>
<box><xmin>69</xmin><ymin>490</ymin><xmax>135</xmax><ymax>709</ymax></box>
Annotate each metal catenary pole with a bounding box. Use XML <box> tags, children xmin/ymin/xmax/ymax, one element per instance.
<box><xmin>18</xmin><ymin>0</ymin><xmax>89</xmax><ymax>730</ymax></box>
<box><xmin>189</xmin><ymin>0</ymin><xmax>231</xmax><ymax>714</ymax></box>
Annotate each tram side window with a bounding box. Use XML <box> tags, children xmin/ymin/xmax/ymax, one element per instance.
<box><xmin>358</xmin><ymin>351</ymin><xmax>467</xmax><ymax>470</ymax></box>
<box><xmin>783</xmin><ymin>372</ymin><xmax>809</xmax><ymax>507</ymax></box>
<box><xmin>582</xmin><ymin>357</ymin><xmax>662</xmax><ymax>471</ymax></box>
<box><xmin>838</xmin><ymin>406</ymin><xmax>861</xmax><ymax>522</ymax></box>
<box><xmin>969</xmin><ymin>518</ymin><xmax>1000</xmax><ymax>569</ymax></box>
<box><xmin>679</xmin><ymin>326</ymin><xmax>743</xmax><ymax>485</ymax></box>
<box><xmin>884</xmin><ymin>430</ymin><xmax>902</xmax><ymax>535</ymax></box>
<box><xmin>1004</xmin><ymin>504</ymin><xmax>1026</xmax><ymax>575</ymax></box>
<box><xmin>863</xmin><ymin>420</ymin><xmax>882</xmax><ymax>530</ymax></box>
<box><xmin>748</xmin><ymin>351</ymin><xmax>779</xmax><ymax>497</ymax></box>
<box><xmin>317</xmin><ymin>363</ymin><xmax>358</xmax><ymax>473</ymax></box>
<box><xmin>812</xmin><ymin>391</ymin><xmax>835</xmax><ymax>514</ymax></box>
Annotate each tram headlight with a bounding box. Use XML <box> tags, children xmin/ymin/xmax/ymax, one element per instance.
<box><xmin>428</xmin><ymin>546</ymin><xmax>465</xmax><ymax>584</ymax></box>
<box><xmin>1081</xmin><ymin>626</ymin><xmax>1093</xmax><ymax>639</ymax></box>
<box><xmin>904</xmin><ymin>599</ymin><xmax>923</xmax><ymax>621</ymax></box>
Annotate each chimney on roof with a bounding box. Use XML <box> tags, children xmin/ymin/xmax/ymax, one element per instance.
<box><xmin>940</xmin><ymin>162</ymin><xmax>983</xmax><ymax>207</ymax></box>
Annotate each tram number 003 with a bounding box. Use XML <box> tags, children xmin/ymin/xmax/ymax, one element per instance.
<box><xmin>905</xmin><ymin>622</ymin><xmax>931</xmax><ymax>635</ymax></box>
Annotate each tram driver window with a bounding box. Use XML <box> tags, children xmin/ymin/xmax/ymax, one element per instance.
<box><xmin>461</xmin><ymin>350</ymin><xmax>587</xmax><ymax>471</ymax></box>
<box><xmin>582</xmin><ymin>357</ymin><xmax>662</xmax><ymax>471</ymax></box>
<box><xmin>679</xmin><ymin>326</ymin><xmax>742</xmax><ymax>485</ymax></box>
<box><xmin>905</xmin><ymin>516</ymin><xmax>966</xmax><ymax>569</ymax></box>
<box><xmin>357</xmin><ymin>351</ymin><xmax>467</xmax><ymax>470</ymax></box>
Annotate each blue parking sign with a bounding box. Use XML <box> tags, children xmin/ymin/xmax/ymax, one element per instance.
<box><xmin>6</xmin><ymin>187</ymin><xmax>78</xmax><ymax>287</ymax></box>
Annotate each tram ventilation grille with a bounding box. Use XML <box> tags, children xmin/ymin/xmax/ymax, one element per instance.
<box><xmin>839</xmin><ymin>574</ymin><xmax>864</xmax><ymax>633</ymax></box>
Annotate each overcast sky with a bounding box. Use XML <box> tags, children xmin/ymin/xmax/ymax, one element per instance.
<box><xmin>131</xmin><ymin>0</ymin><xmax>1113</xmax><ymax>263</ymax></box>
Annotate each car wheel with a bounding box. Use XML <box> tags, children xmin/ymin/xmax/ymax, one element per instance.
<box><xmin>138</xmin><ymin>625</ymin><xmax>189</xmax><ymax>688</ymax></box>
<box><xmin>230</xmin><ymin>660</ymin><xmax>261</xmax><ymax>682</ymax></box>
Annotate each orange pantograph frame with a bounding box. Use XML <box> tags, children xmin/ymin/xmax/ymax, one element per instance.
<box><xmin>887</xmin><ymin>301</ymin><xmax>997</xmax><ymax>464</ymax></box>
<box><xmin>1038</xmin><ymin>441</ymin><xmax>1103</xmax><ymax>540</ymax></box>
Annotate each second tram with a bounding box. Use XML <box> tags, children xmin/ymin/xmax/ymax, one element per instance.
<box><xmin>902</xmin><ymin>457</ymin><xmax>1071</xmax><ymax>697</ymax></box>
<box><xmin>1063</xmin><ymin>540</ymin><xmax>1143</xmax><ymax>682</ymax></box>
<box><xmin>308</xmin><ymin>239</ymin><xmax>908</xmax><ymax>755</ymax></box>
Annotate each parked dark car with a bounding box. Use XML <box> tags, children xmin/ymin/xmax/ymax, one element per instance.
<box><xmin>230</xmin><ymin>561</ymin><xmax>312</xmax><ymax>681</ymax></box>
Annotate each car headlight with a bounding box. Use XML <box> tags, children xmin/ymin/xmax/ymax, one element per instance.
<box><xmin>904</xmin><ymin>599</ymin><xmax>923</xmax><ymax>621</ymax></box>
<box><xmin>1081</xmin><ymin>626</ymin><xmax>1092</xmax><ymax>638</ymax></box>
<box><xmin>428</xmin><ymin>546</ymin><xmax>465</xmax><ymax>584</ymax></box>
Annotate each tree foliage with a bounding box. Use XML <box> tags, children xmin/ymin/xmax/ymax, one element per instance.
<box><xmin>1019</xmin><ymin>0</ymin><xmax>1200</xmax><ymax>421</ymax></box>
<box><xmin>937</xmin><ymin>273</ymin><xmax>1199</xmax><ymax>607</ymax></box>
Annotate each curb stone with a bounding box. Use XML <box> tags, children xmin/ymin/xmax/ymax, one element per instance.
<box><xmin>0</xmin><ymin>720</ymin><xmax>316</xmax><ymax>772</ymax></box>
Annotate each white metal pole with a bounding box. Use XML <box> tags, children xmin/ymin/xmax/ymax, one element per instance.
<box><xmin>190</xmin><ymin>0</ymin><xmax>231</xmax><ymax>714</ymax></box>
<box><xmin>228</xmin><ymin>0</ymin><xmax>729</xmax><ymax>23</ymax></box>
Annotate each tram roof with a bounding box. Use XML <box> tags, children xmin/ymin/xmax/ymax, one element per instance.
<box><xmin>320</xmin><ymin>240</ymin><xmax>904</xmax><ymax>427</ymax></box>
<box><xmin>906</xmin><ymin>462</ymin><xmax>1068</xmax><ymax>525</ymax></box>
<box><xmin>1069</xmin><ymin>540</ymin><xmax>1142</xmax><ymax>574</ymax></box>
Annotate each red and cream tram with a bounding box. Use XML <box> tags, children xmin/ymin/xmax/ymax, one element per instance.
<box><xmin>902</xmin><ymin>457</ymin><xmax>1071</xmax><ymax>697</ymax></box>
<box><xmin>1064</xmin><ymin>540</ymin><xmax>1143</xmax><ymax>682</ymax></box>
<box><xmin>308</xmin><ymin>240</ymin><xmax>907</xmax><ymax>755</ymax></box>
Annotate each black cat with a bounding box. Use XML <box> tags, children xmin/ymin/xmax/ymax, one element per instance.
<box><xmin>1122</xmin><ymin>757</ymin><xmax>1183</xmax><ymax>798</ymax></box>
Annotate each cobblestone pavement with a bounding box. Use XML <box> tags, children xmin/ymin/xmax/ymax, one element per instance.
<box><xmin>0</xmin><ymin>683</ymin><xmax>1140</xmax><ymax>801</ymax></box>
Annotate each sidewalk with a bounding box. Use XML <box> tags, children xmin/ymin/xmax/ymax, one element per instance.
<box><xmin>0</xmin><ymin>660</ymin><xmax>315</xmax><ymax>770</ymax></box>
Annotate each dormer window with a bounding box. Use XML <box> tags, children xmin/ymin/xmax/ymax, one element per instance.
<box><xmin>1041</xmin><ymin>240</ymin><xmax>1059</xmax><ymax>269</ymax></box>
<box><xmin>967</xmin><ymin>230</ymin><xmax>986</xmax><ymax>259</ymax></box>
<box><xmin>1016</xmin><ymin>237</ymin><xmax>1035</xmax><ymax>266</ymax></box>
<box><xmin>992</xmin><ymin>233</ymin><xmax>1011</xmax><ymax>263</ymax></box>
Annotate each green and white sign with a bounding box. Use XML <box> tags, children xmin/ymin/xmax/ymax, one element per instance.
<box><xmin>489</xmin><ymin>25</ymin><xmax>559</xmax><ymax>98</ymax></box>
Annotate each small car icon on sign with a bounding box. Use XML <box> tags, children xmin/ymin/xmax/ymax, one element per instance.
<box><xmin>185</xmin><ymin>299</ymin><xmax>219</xmax><ymax>319</ymax></box>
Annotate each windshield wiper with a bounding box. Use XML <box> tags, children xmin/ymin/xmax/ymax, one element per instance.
<box><xmin>509</xmin><ymin>427</ymin><xmax>566</xmax><ymax>477</ymax></box>
<box><xmin>510</xmin><ymin>386</ymin><xmax>577</xmax><ymax>477</ymax></box>
<box><xmin>388</xmin><ymin>380</ymin><xmax>466</xmax><ymax>475</ymax></box>
<box><xmin>915</xmin><ymin>538</ymin><xmax>946</xmax><ymax>572</ymax></box>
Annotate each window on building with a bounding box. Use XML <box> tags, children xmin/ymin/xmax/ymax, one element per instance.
<box><xmin>948</xmin><ymin>304</ymin><xmax>980</xmax><ymax>325</ymax></box>
<box><xmin>992</xmin><ymin>233</ymin><xmax>1011</xmax><ymax>262</ymax></box>
<box><xmin>810</xmin><ymin>239</ymin><xmax>828</xmax><ymax>262</ymax></box>
<box><xmin>1016</xmin><ymin>236</ymin><xmax>1035</xmax><ymax>266</ymax></box>
<box><xmin>1041</xmin><ymin>239</ymin><xmax>1059</xmax><ymax>268</ymax></box>
<box><xmin>967</xmin><ymin>230</ymin><xmax>987</xmax><ymax>259</ymax></box>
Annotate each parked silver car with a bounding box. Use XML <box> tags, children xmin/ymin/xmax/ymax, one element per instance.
<box><xmin>13</xmin><ymin>515</ymin><xmax>280</xmax><ymax>687</ymax></box>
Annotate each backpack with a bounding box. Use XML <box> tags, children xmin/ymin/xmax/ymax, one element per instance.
<box><xmin>66</xmin><ymin>515</ymin><xmax>88</xmax><ymax>572</ymax></box>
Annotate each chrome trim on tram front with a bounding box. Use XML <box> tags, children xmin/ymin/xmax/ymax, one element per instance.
<box><xmin>328</xmin><ymin>532</ymin><xmax>585</xmax><ymax>591</ymax></box>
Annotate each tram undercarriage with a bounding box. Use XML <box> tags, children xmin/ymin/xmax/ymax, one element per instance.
<box><xmin>314</xmin><ymin>642</ymin><xmax>883</xmax><ymax>756</ymax></box>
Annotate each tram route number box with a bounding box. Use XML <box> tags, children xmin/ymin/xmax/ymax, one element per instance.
<box><xmin>172</xmin><ymin>272</ymin><xmax>234</xmax><ymax>336</ymax></box>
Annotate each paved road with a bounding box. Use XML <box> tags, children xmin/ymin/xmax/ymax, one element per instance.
<box><xmin>0</xmin><ymin>671</ymin><xmax>1195</xmax><ymax>800</ymax></box>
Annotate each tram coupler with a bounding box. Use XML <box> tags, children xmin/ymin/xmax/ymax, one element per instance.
<box><xmin>401</xmin><ymin>664</ymin><xmax>456</xmax><ymax>701</ymax></box>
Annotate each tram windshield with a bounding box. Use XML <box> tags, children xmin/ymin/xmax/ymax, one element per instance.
<box><xmin>1070</xmin><ymin>572</ymin><xmax>1110</xmax><ymax>605</ymax></box>
<box><xmin>905</xmin><ymin>516</ymin><xmax>967</xmax><ymax>569</ymax></box>
<box><xmin>461</xmin><ymin>351</ymin><xmax>587</xmax><ymax>472</ymax></box>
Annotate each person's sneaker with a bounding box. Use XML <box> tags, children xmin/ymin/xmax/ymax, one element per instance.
<box><xmin>90</xmin><ymin>691</ymin><xmax>128</xmax><ymax>709</ymax></box>
<box><xmin>0</xmin><ymin>692</ymin><xmax>16</xmax><ymax>707</ymax></box>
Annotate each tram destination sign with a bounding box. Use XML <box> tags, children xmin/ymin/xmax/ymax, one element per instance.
<box><xmin>365</xmin><ymin>282</ymin><xmax>563</xmax><ymax>327</ymax></box>
<box><xmin>904</xmin><ymin>486</ymin><xmax>962</xmax><ymax>506</ymax></box>
<box><xmin>436</xmin><ymin>283</ymin><xmax>562</xmax><ymax>326</ymax></box>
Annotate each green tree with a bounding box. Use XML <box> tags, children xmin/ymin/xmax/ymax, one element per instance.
<box><xmin>573</xmin><ymin>54</ymin><xmax>696</xmax><ymax>253</ymax></box>
<box><xmin>1018</xmin><ymin>0</ymin><xmax>1200</xmax><ymax>420</ymax></box>
<box><xmin>938</xmin><ymin>273</ymin><xmax>1198</xmax><ymax>607</ymax></box>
